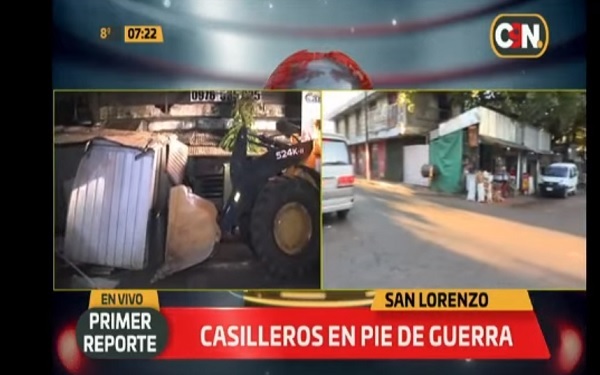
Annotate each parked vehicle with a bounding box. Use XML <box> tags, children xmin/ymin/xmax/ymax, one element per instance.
<box><xmin>538</xmin><ymin>162</ymin><xmax>579</xmax><ymax>198</ymax></box>
<box><xmin>322</xmin><ymin>133</ymin><xmax>354</xmax><ymax>219</ymax></box>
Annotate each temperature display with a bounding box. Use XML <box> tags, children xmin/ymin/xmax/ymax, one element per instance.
<box><xmin>99</xmin><ymin>27</ymin><xmax>113</xmax><ymax>40</ymax></box>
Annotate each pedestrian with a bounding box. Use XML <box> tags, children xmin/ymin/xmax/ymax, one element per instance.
<box><xmin>484</xmin><ymin>171</ymin><xmax>494</xmax><ymax>202</ymax></box>
<box><xmin>466</xmin><ymin>170</ymin><xmax>476</xmax><ymax>201</ymax></box>
<box><xmin>476</xmin><ymin>170</ymin><xmax>486</xmax><ymax>203</ymax></box>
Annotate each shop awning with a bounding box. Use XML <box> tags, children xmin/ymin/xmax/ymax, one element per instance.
<box><xmin>479</xmin><ymin>135</ymin><xmax>533</xmax><ymax>151</ymax></box>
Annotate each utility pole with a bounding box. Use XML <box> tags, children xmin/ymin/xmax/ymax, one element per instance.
<box><xmin>363</xmin><ymin>91</ymin><xmax>371</xmax><ymax>180</ymax></box>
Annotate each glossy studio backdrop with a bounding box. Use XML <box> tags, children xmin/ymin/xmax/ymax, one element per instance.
<box><xmin>52</xmin><ymin>0</ymin><xmax>586</xmax><ymax>89</ymax></box>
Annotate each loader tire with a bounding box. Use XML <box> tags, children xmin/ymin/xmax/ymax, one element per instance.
<box><xmin>250</xmin><ymin>176</ymin><xmax>320</xmax><ymax>279</ymax></box>
<box><xmin>238</xmin><ymin>213</ymin><xmax>254</xmax><ymax>252</ymax></box>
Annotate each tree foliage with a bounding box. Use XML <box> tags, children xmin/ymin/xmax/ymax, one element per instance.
<box><xmin>404</xmin><ymin>91</ymin><xmax>586</xmax><ymax>145</ymax></box>
<box><xmin>219</xmin><ymin>92</ymin><xmax>262</xmax><ymax>152</ymax></box>
<box><xmin>451</xmin><ymin>91</ymin><xmax>586</xmax><ymax>143</ymax></box>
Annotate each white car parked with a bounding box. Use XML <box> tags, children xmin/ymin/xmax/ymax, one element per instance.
<box><xmin>538</xmin><ymin>162</ymin><xmax>579</xmax><ymax>198</ymax></box>
<box><xmin>321</xmin><ymin>133</ymin><xmax>355</xmax><ymax>219</ymax></box>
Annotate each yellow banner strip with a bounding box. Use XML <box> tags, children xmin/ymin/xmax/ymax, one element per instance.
<box><xmin>89</xmin><ymin>290</ymin><xmax>160</xmax><ymax>310</ymax></box>
<box><xmin>124</xmin><ymin>25</ymin><xmax>164</xmax><ymax>43</ymax></box>
<box><xmin>371</xmin><ymin>289</ymin><xmax>532</xmax><ymax>311</ymax></box>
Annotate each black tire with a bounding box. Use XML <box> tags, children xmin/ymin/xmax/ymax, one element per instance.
<box><xmin>250</xmin><ymin>176</ymin><xmax>320</xmax><ymax>279</ymax></box>
<box><xmin>337</xmin><ymin>210</ymin><xmax>350</xmax><ymax>220</ymax></box>
<box><xmin>562</xmin><ymin>189</ymin><xmax>569</xmax><ymax>199</ymax></box>
<box><xmin>238</xmin><ymin>213</ymin><xmax>255</xmax><ymax>253</ymax></box>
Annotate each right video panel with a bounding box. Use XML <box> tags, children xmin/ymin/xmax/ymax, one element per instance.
<box><xmin>321</xmin><ymin>90</ymin><xmax>586</xmax><ymax>289</ymax></box>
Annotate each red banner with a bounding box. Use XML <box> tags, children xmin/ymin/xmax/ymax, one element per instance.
<box><xmin>157</xmin><ymin>308</ymin><xmax>549</xmax><ymax>360</ymax></box>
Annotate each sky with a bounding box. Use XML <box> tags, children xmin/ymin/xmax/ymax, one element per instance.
<box><xmin>323</xmin><ymin>91</ymin><xmax>363</xmax><ymax>119</ymax></box>
<box><xmin>322</xmin><ymin>91</ymin><xmax>365</xmax><ymax>133</ymax></box>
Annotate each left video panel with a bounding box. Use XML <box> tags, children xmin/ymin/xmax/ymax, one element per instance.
<box><xmin>54</xmin><ymin>90</ymin><xmax>322</xmax><ymax>290</ymax></box>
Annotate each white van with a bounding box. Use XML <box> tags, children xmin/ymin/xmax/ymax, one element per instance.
<box><xmin>538</xmin><ymin>162</ymin><xmax>579</xmax><ymax>198</ymax></box>
<box><xmin>322</xmin><ymin>133</ymin><xmax>355</xmax><ymax>219</ymax></box>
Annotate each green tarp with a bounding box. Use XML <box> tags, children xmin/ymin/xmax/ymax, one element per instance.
<box><xmin>429</xmin><ymin>131</ymin><xmax>464</xmax><ymax>194</ymax></box>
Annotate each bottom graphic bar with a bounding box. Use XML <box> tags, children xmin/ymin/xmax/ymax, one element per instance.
<box><xmin>53</xmin><ymin>290</ymin><xmax>586</xmax><ymax>375</ymax></box>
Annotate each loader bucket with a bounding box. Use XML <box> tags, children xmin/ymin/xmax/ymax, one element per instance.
<box><xmin>151</xmin><ymin>185</ymin><xmax>221</xmax><ymax>283</ymax></box>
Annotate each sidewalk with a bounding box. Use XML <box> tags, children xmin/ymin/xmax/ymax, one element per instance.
<box><xmin>356</xmin><ymin>178</ymin><xmax>543</xmax><ymax>207</ymax></box>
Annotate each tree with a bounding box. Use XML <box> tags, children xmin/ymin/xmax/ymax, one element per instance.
<box><xmin>219</xmin><ymin>92</ymin><xmax>262</xmax><ymax>153</ymax></box>
<box><xmin>453</xmin><ymin>91</ymin><xmax>585</xmax><ymax>144</ymax></box>
<box><xmin>403</xmin><ymin>91</ymin><xmax>586</xmax><ymax>146</ymax></box>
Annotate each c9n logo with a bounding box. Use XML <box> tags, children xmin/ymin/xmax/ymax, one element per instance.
<box><xmin>490</xmin><ymin>14</ymin><xmax>549</xmax><ymax>59</ymax></box>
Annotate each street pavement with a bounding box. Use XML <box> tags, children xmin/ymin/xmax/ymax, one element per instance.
<box><xmin>323</xmin><ymin>180</ymin><xmax>586</xmax><ymax>289</ymax></box>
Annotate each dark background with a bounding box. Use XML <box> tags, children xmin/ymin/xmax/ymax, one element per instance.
<box><xmin>49</xmin><ymin>1</ymin><xmax>589</xmax><ymax>374</ymax></box>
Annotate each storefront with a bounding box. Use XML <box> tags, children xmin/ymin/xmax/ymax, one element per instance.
<box><xmin>350</xmin><ymin>141</ymin><xmax>386</xmax><ymax>179</ymax></box>
<box><xmin>429</xmin><ymin>106</ymin><xmax>553</xmax><ymax>197</ymax></box>
<box><xmin>477</xmin><ymin>135</ymin><xmax>532</xmax><ymax>192</ymax></box>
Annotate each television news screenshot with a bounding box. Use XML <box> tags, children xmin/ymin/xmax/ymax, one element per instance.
<box><xmin>52</xmin><ymin>1</ymin><xmax>587</xmax><ymax>375</ymax></box>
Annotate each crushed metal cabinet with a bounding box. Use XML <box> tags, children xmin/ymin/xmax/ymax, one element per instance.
<box><xmin>60</xmin><ymin>129</ymin><xmax>188</xmax><ymax>270</ymax></box>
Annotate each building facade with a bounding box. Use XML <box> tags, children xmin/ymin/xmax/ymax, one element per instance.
<box><xmin>54</xmin><ymin>91</ymin><xmax>305</xmax><ymax>221</ymax></box>
<box><xmin>329</xmin><ymin>92</ymin><xmax>460</xmax><ymax>183</ymax></box>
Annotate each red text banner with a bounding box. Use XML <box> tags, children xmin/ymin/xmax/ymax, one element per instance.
<box><xmin>157</xmin><ymin>308</ymin><xmax>549</xmax><ymax>360</ymax></box>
